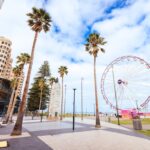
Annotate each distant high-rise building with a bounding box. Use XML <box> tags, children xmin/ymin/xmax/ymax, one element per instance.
<box><xmin>0</xmin><ymin>36</ymin><xmax>24</xmax><ymax>115</ymax></box>
<box><xmin>0</xmin><ymin>0</ymin><xmax>4</xmax><ymax>9</ymax></box>
<box><xmin>0</xmin><ymin>36</ymin><xmax>12</xmax><ymax>80</ymax></box>
<box><xmin>17</xmin><ymin>72</ymin><xmax>24</xmax><ymax>97</ymax></box>
<box><xmin>0</xmin><ymin>36</ymin><xmax>24</xmax><ymax>97</ymax></box>
<box><xmin>49</xmin><ymin>82</ymin><xmax>61</xmax><ymax>117</ymax></box>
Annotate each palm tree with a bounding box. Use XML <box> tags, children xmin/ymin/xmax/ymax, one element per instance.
<box><xmin>8</xmin><ymin>67</ymin><xmax>22</xmax><ymax>123</ymax></box>
<box><xmin>38</xmin><ymin>78</ymin><xmax>45</xmax><ymax>122</ymax></box>
<box><xmin>3</xmin><ymin>67</ymin><xmax>21</xmax><ymax>124</ymax></box>
<box><xmin>11</xmin><ymin>7</ymin><xmax>51</xmax><ymax>135</ymax></box>
<box><xmin>85</xmin><ymin>33</ymin><xmax>106</xmax><ymax>128</ymax></box>
<box><xmin>16</xmin><ymin>53</ymin><xmax>30</xmax><ymax>67</ymax></box>
<box><xmin>48</xmin><ymin>77</ymin><xmax>57</xmax><ymax>117</ymax></box>
<box><xmin>8</xmin><ymin>53</ymin><xmax>30</xmax><ymax>123</ymax></box>
<box><xmin>58</xmin><ymin>66</ymin><xmax>68</xmax><ymax>120</ymax></box>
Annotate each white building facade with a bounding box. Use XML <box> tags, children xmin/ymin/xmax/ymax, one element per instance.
<box><xmin>49</xmin><ymin>82</ymin><xmax>61</xmax><ymax>117</ymax></box>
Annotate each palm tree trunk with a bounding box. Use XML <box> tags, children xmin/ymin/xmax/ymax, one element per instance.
<box><xmin>41</xmin><ymin>107</ymin><xmax>43</xmax><ymax>122</ymax></box>
<box><xmin>8</xmin><ymin>75</ymin><xmax>22</xmax><ymax>123</ymax></box>
<box><xmin>60</xmin><ymin>77</ymin><xmax>64</xmax><ymax>120</ymax></box>
<box><xmin>11</xmin><ymin>32</ymin><xmax>38</xmax><ymax>136</ymax></box>
<box><xmin>32</xmin><ymin>111</ymin><xmax>34</xmax><ymax>120</ymax></box>
<box><xmin>3</xmin><ymin>88</ymin><xmax>16</xmax><ymax>123</ymax></box>
<box><xmin>40</xmin><ymin>89</ymin><xmax>43</xmax><ymax>122</ymax></box>
<box><xmin>8</xmin><ymin>90</ymin><xmax>19</xmax><ymax>123</ymax></box>
<box><xmin>94</xmin><ymin>56</ymin><xmax>101</xmax><ymax>128</ymax></box>
<box><xmin>39</xmin><ymin>88</ymin><xmax>42</xmax><ymax>112</ymax></box>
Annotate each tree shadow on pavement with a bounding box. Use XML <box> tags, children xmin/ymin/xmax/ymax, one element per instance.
<box><xmin>102</xmin><ymin>127</ymin><xmax>150</xmax><ymax>140</ymax></box>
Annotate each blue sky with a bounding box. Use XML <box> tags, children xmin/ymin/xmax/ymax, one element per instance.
<box><xmin>0</xmin><ymin>0</ymin><xmax>150</xmax><ymax>113</ymax></box>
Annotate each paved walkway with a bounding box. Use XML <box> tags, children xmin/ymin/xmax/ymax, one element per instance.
<box><xmin>0</xmin><ymin>117</ymin><xmax>150</xmax><ymax>150</ymax></box>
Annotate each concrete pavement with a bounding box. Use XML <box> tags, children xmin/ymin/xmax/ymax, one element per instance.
<box><xmin>38</xmin><ymin>118</ymin><xmax>150</xmax><ymax>150</ymax></box>
<box><xmin>0</xmin><ymin>117</ymin><xmax>150</xmax><ymax>150</ymax></box>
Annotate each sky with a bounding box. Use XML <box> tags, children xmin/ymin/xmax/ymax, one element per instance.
<box><xmin>0</xmin><ymin>0</ymin><xmax>150</xmax><ymax>114</ymax></box>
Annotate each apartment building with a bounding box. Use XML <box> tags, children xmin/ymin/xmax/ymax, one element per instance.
<box><xmin>0</xmin><ymin>36</ymin><xmax>12</xmax><ymax>80</ymax></box>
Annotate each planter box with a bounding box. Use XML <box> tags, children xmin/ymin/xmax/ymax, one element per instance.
<box><xmin>132</xmin><ymin>119</ymin><xmax>142</xmax><ymax>130</ymax></box>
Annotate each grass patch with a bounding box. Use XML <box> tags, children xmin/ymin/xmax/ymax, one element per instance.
<box><xmin>141</xmin><ymin>118</ymin><xmax>150</xmax><ymax>124</ymax></box>
<box><xmin>137</xmin><ymin>130</ymin><xmax>150</xmax><ymax>137</ymax></box>
<box><xmin>111</xmin><ymin>118</ymin><xmax>150</xmax><ymax>125</ymax></box>
<box><xmin>111</xmin><ymin>119</ymin><xmax>133</xmax><ymax>125</ymax></box>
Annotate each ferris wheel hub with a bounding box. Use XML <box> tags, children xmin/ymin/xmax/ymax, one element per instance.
<box><xmin>117</xmin><ymin>79</ymin><xmax>128</xmax><ymax>85</ymax></box>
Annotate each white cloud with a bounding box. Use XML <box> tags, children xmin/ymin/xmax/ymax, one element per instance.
<box><xmin>1</xmin><ymin>0</ymin><xmax>150</xmax><ymax>113</ymax></box>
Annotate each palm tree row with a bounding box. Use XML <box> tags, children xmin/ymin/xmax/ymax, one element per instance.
<box><xmin>11</xmin><ymin>7</ymin><xmax>52</xmax><ymax>135</ymax></box>
<box><xmin>3</xmin><ymin>66</ymin><xmax>20</xmax><ymax>124</ymax></box>
<box><xmin>4</xmin><ymin>53</ymin><xmax>30</xmax><ymax>124</ymax></box>
<box><xmin>9</xmin><ymin>6</ymin><xmax>106</xmax><ymax>136</ymax></box>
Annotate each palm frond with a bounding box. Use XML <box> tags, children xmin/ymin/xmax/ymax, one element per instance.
<box><xmin>58</xmin><ymin>66</ymin><xmax>68</xmax><ymax>77</ymax></box>
<box><xmin>27</xmin><ymin>7</ymin><xmax>52</xmax><ymax>32</ymax></box>
<box><xmin>85</xmin><ymin>32</ymin><xmax>107</xmax><ymax>56</ymax></box>
<box><xmin>101</xmin><ymin>48</ymin><xmax>105</xmax><ymax>53</ymax></box>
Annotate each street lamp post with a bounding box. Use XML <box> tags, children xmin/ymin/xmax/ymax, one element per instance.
<box><xmin>64</xmin><ymin>84</ymin><xmax>67</xmax><ymax>117</ymax></box>
<box><xmin>73</xmin><ymin>88</ymin><xmax>76</xmax><ymax>131</ymax></box>
<box><xmin>81</xmin><ymin>78</ymin><xmax>83</xmax><ymax>120</ymax></box>
<box><xmin>112</xmin><ymin>65</ymin><xmax>120</xmax><ymax>125</ymax></box>
<box><xmin>136</xmin><ymin>100</ymin><xmax>140</xmax><ymax>115</ymax></box>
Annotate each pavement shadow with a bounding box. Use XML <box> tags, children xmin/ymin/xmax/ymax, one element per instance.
<box><xmin>29</xmin><ymin>126</ymin><xmax>97</xmax><ymax>137</ymax></box>
<box><xmin>0</xmin><ymin>125</ymin><xmax>28</xmax><ymax>135</ymax></box>
<box><xmin>0</xmin><ymin>136</ymin><xmax>53</xmax><ymax>150</ymax></box>
<box><xmin>102</xmin><ymin>127</ymin><xmax>150</xmax><ymax>140</ymax></box>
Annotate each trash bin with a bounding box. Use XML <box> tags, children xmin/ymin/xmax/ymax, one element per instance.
<box><xmin>108</xmin><ymin>116</ymin><xmax>111</xmax><ymax>122</ymax></box>
<box><xmin>132</xmin><ymin>119</ymin><xmax>142</xmax><ymax>130</ymax></box>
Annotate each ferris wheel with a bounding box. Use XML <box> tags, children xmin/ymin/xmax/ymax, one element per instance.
<box><xmin>101</xmin><ymin>56</ymin><xmax>150</xmax><ymax>111</ymax></box>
